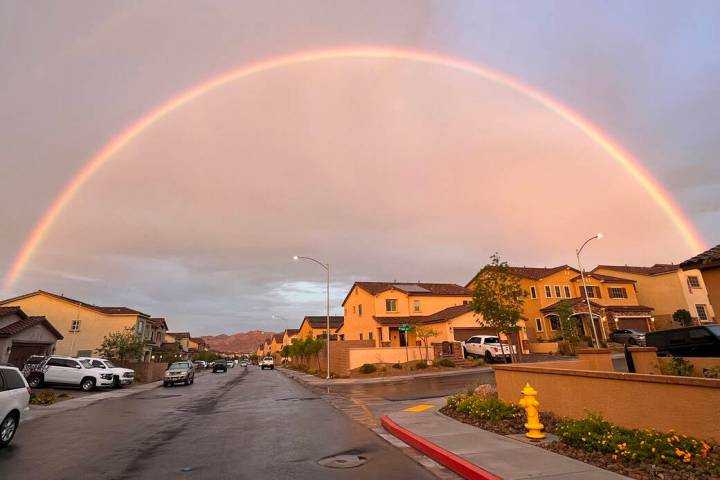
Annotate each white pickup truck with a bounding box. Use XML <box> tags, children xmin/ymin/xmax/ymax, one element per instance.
<box><xmin>461</xmin><ymin>335</ymin><xmax>516</xmax><ymax>363</ymax></box>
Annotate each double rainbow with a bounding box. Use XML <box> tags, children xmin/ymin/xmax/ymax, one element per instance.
<box><xmin>3</xmin><ymin>47</ymin><xmax>705</xmax><ymax>289</ymax></box>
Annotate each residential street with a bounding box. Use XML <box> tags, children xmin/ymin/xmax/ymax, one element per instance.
<box><xmin>0</xmin><ymin>367</ymin><xmax>437</xmax><ymax>480</ymax></box>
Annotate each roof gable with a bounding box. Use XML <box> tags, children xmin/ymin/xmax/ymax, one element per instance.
<box><xmin>466</xmin><ymin>265</ymin><xmax>579</xmax><ymax>286</ymax></box>
<box><xmin>0</xmin><ymin>315</ymin><xmax>63</xmax><ymax>339</ymax></box>
<box><xmin>681</xmin><ymin>244</ymin><xmax>720</xmax><ymax>270</ymax></box>
<box><xmin>343</xmin><ymin>282</ymin><xmax>470</xmax><ymax>305</ymax></box>
<box><xmin>594</xmin><ymin>264</ymin><xmax>679</xmax><ymax>276</ymax></box>
<box><xmin>0</xmin><ymin>290</ymin><xmax>150</xmax><ymax>317</ymax></box>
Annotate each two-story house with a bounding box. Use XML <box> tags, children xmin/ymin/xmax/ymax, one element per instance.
<box><xmin>340</xmin><ymin>282</ymin><xmax>505</xmax><ymax>348</ymax></box>
<box><xmin>282</xmin><ymin>328</ymin><xmax>300</xmax><ymax>347</ymax></box>
<box><xmin>466</xmin><ymin>266</ymin><xmax>653</xmax><ymax>344</ymax></box>
<box><xmin>594</xmin><ymin>264</ymin><xmax>715</xmax><ymax>329</ymax></box>
<box><xmin>0</xmin><ymin>290</ymin><xmax>154</xmax><ymax>359</ymax></box>
<box><xmin>680</xmin><ymin>243</ymin><xmax>720</xmax><ymax>321</ymax></box>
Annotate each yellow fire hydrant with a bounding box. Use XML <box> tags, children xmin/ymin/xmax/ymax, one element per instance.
<box><xmin>518</xmin><ymin>383</ymin><xmax>545</xmax><ymax>440</ymax></box>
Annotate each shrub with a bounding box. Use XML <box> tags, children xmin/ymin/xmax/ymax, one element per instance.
<box><xmin>392</xmin><ymin>362</ymin><xmax>402</xmax><ymax>370</ymax></box>
<box><xmin>436</xmin><ymin>358</ymin><xmax>455</xmax><ymax>368</ymax></box>
<box><xmin>358</xmin><ymin>363</ymin><xmax>377</xmax><ymax>374</ymax></box>
<box><xmin>446</xmin><ymin>394</ymin><xmax>521</xmax><ymax>421</ymax></box>
<box><xmin>557</xmin><ymin>341</ymin><xmax>575</xmax><ymax>356</ymax></box>
<box><xmin>30</xmin><ymin>391</ymin><xmax>57</xmax><ymax>405</ymax></box>
<box><xmin>415</xmin><ymin>361</ymin><xmax>428</xmax><ymax>369</ymax></box>
<box><xmin>555</xmin><ymin>414</ymin><xmax>715</xmax><ymax>469</ymax></box>
<box><xmin>658</xmin><ymin>356</ymin><xmax>694</xmax><ymax>377</ymax></box>
<box><xmin>473</xmin><ymin>358</ymin><xmax>486</xmax><ymax>367</ymax></box>
<box><xmin>703</xmin><ymin>366</ymin><xmax>720</xmax><ymax>379</ymax></box>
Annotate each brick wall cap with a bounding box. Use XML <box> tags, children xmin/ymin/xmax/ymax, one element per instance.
<box><xmin>576</xmin><ymin>348</ymin><xmax>612</xmax><ymax>354</ymax></box>
<box><xmin>628</xmin><ymin>347</ymin><xmax>657</xmax><ymax>352</ymax></box>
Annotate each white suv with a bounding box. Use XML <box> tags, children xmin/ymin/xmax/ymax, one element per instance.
<box><xmin>26</xmin><ymin>356</ymin><xmax>114</xmax><ymax>391</ymax></box>
<box><xmin>260</xmin><ymin>356</ymin><xmax>275</xmax><ymax>370</ymax></box>
<box><xmin>1</xmin><ymin>366</ymin><xmax>30</xmax><ymax>448</ymax></box>
<box><xmin>461</xmin><ymin>335</ymin><xmax>516</xmax><ymax>363</ymax></box>
<box><xmin>78</xmin><ymin>357</ymin><xmax>135</xmax><ymax>388</ymax></box>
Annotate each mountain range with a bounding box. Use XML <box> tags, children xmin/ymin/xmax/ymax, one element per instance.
<box><xmin>201</xmin><ymin>330</ymin><xmax>279</xmax><ymax>353</ymax></box>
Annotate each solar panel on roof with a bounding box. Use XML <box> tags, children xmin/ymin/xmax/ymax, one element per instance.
<box><xmin>392</xmin><ymin>284</ymin><xmax>430</xmax><ymax>293</ymax></box>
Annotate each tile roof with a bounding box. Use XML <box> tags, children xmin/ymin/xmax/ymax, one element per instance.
<box><xmin>272</xmin><ymin>333</ymin><xmax>285</xmax><ymax>343</ymax></box>
<box><xmin>344</xmin><ymin>282</ymin><xmax>470</xmax><ymax>305</ymax></box>
<box><xmin>570</xmin><ymin>273</ymin><xmax>636</xmax><ymax>284</ymax></box>
<box><xmin>147</xmin><ymin>317</ymin><xmax>168</xmax><ymax>329</ymax></box>
<box><xmin>540</xmin><ymin>297</ymin><xmax>604</xmax><ymax>314</ymax></box>
<box><xmin>0</xmin><ymin>315</ymin><xmax>63</xmax><ymax>339</ymax></box>
<box><xmin>0</xmin><ymin>290</ymin><xmax>150</xmax><ymax>317</ymax></box>
<box><xmin>284</xmin><ymin>328</ymin><xmax>300</xmax><ymax>336</ymax></box>
<box><xmin>167</xmin><ymin>332</ymin><xmax>190</xmax><ymax>339</ymax></box>
<box><xmin>303</xmin><ymin>316</ymin><xmax>344</xmax><ymax>329</ymax></box>
<box><xmin>374</xmin><ymin>304</ymin><xmax>474</xmax><ymax>326</ymax></box>
<box><xmin>0</xmin><ymin>306</ymin><xmax>27</xmax><ymax>319</ymax></box>
<box><xmin>680</xmin><ymin>244</ymin><xmax>720</xmax><ymax>270</ymax></box>
<box><xmin>594</xmin><ymin>264</ymin><xmax>679</xmax><ymax>276</ymax></box>
<box><xmin>467</xmin><ymin>265</ymin><xmax>579</xmax><ymax>286</ymax></box>
<box><xmin>540</xmin><ymin>297</ymin><xmax>652</xmax><ymax>314</ymax></box>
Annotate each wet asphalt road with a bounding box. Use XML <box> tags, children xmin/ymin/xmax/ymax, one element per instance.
<box><xmin>328</xmin><ymin>370</ymin><xmax>496</xmax><ymax>400</ymax></box>
<box><xmin>0</xmin><ymin>367</ymin><xmax>436</xmax><ymax>480</ymax></box>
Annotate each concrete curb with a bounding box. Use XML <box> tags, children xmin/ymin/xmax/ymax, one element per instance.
<box><xmin>380</xmin><ymin>415</ymin><xmax>503</xmax><ymax>480</ymax></box>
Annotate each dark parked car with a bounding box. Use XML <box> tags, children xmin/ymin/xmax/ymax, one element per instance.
<box><xmin>213</xmin><ymin>360</ymin><xmax>228</xmax><ymax>373</ymax></box>
<box><xmin>609</xmin><ymin>329</ymin><xmax>647</xmax><ymax>346</ymax></box>
<box><xmin>646</xmin><ymin>324</ymin><xmax>720</xmax><ymax>357</ymax></box>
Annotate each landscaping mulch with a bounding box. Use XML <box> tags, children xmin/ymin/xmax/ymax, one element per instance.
<box><xmin>542</xmin><ymin>441</ymin><xmax>720</xmax><ymax>480</ymax></box>
<box><xmin>442</xmin><ymin>405</ymin><xmax>720</xmax><ymax>480</ymax></box>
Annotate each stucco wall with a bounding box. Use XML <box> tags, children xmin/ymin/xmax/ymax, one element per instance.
<box><xmin>494</xmin><ymin>364</ymin><xmax>720</xmax><ymax>441</ymax></box>
<box><xmin>348</xmin><ymin>346</ymin><xmax>433</xmax><ymax>369</ymax></box>
<box><xmin>0</xmin><ymin>294</ymin><xmax>140</xmax><ymax>356</ymax></box>
<box><xmin>701</xmin><ymin>269</ymin><xmax>720</xmax><ymax>321</ymax></box>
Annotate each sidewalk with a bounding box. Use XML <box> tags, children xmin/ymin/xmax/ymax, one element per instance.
<box><xmin>382</xmin><ymin>405</ymin><xmax>630</xmax><ymax>480</ymax></box>
<box><xmin>24</xmin><ymin>380</ymin><xmax>162</xmax><ymax>423</ymax></box>
<box><xmin>279</xmin><ymin>365</ymin><xmax>493</xmax><ymax>385</ymax></box>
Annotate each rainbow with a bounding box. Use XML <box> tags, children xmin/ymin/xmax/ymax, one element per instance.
<box><xmin>3</xmin><ymin>46</ymin><xmax>705</xmax><ymax>289</ymax></box>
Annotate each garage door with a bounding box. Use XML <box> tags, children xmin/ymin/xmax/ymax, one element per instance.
<box><xmin>453</xmin><ymin>327</ymin><xmax>496</xmax><ymax>341</ymax></box>
<box><xmin>616</xmin><ymin>318</ymin><xmax>649</xmax><ymax>332</ymax></box>
<box><xmin>8</xmin><ymin>343</ymin><xmax>50</xmax><ymax>368</ymax></box>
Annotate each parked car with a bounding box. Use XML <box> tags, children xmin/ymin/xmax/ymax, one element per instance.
<box><xmin>239</xmin><ymin>360</ymin><xmax>249</xmax><ymax>367</ymax></box>
<box><xmin>608</xmin><ymin>329</ymin><xmax>647</xmax><ymax>346</ymax></box>
<box><xmin>226</xmin><ymin>360</ymin><xmax>235</xmax><ymax>368</ymax></box>
<box><xmin>25</xmin><ymin>356</ymin><xmax>114</xmax><ymax>391</ymax></box>
<box><xmin>193</xmin><ymin>360</ymin><xmax>208</xmax><ymax>370</ymax></box>
<box><xmin>163</xmin><ymin>361</ymin><xmax>195</xmax><ymax>387</ymax></box>
<box><xmin>260</xmin><ymin>356</ymin><xmax>275</xmax><ymax>370</ymax></box>
<box><xmin>77</xmin><ymin>357</ymin><xmax>135</xmax><ymax>388</ymax></box>
<box><xmin>461</xmin><ymin>335</ymin><xmax>515</xmax><ymax>363</ymax></box>
<box><xmin>0</xmin><ymin>366</ymin><xmax>30</xmax><ymax>448</ymax></box>
<box><xmin>213</xmin><ymin>360</ymin><xmax>228</xmax><ymax>373</ymax></box>
<box><xmin>646</xmin><ymin>324</ymin><xmax>720</xmax><ymax>357</ymax></box>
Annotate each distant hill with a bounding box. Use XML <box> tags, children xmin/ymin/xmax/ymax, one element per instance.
<box><xmin>201</xmin><ymin>330</ymin><xmax>278</xmax><ymax>354</ymax></box>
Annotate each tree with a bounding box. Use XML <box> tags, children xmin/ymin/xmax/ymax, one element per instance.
<box><xmin>470</xmin><ymin>253</ymin><xmax>525</xmax><ymax>363</ymax></box>
<box><xmin>556</xmin><ymin>300</ymin><xmax>581</xmax><ymax>354</ymax></box>
<box><xmin>305</xmin><ymin>338</ymin><xmax>324</xmax><ymax>372</ymax></box>
<box><xmin>280</xmin><ymin>345</ymin><xmax>291</xmax><ymax>360</ymax></box>
<box><xmin>414</xmin><ymin>325</ymin><xmax>439</xmax><ymax>361</ymax></box>
<box><xmin>249</xmin><ymin>354</ymin><xmax>259</xmax><ymax>362</ymax></box>
<box><xmin>673</xmin><ymin>309</ymin><xmax>693</xmax><ymax>327</ymax></box>
<box><xmin>96</xmin><ymin>326</ymin><xmax>145</xmax><ymax>362</ymax></box>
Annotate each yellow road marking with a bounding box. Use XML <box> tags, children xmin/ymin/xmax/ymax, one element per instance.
<box><xmin>403</xmin><ymin>404</ymin><xmax>434</xmax><ymax>412</ymax></box>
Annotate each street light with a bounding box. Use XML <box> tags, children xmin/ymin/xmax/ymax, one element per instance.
<box><xmin>293</xmin><ymin>255</ymin><xmax>331</xmax><ymax>380</ymax></box>
<box><xmin>576</xmin><ymin>233</ymin><xmax>603</xmax><ymax>348</ymax></box>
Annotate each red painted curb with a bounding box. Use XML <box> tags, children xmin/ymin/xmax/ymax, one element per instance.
<box><xmin>381</xmin><ymin>415</ymin><xmax>503</xmax><ymax>480</ymax></box>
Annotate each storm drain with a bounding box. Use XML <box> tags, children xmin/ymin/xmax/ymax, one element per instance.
<box><xmin>318</xmin><ymin>454</ymin><xmax>367</xmax><ymax>469</ymax></box>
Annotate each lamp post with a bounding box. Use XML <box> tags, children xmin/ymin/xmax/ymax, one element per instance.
<box><xmin>293</xmin><ymin>255</ymin><xmax>331</xmax><ymax>380</ymax></box>
<box><xmin>576</xmin><ymin>233</ymin><xmax>603</xmax><ymax>348</ymax></box>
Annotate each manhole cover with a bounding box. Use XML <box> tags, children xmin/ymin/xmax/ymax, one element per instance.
<box><xmin>318</xmin><ymin>454</ymin><xmax>367</xmax><ymax>469</ymax></box>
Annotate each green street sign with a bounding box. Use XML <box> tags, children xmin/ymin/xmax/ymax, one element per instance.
<box><xmin>399</xmin><ymin>324</ymin><xmax>415</xmax><ymax>332</ymax></box>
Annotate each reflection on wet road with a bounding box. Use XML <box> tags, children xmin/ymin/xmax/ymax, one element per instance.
<box><xmin>328</xmin><ymin>370</ymin><xmax>496</xmax><ymax>401</ymax></box>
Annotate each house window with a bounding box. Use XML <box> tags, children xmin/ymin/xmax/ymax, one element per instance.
<box><xmin>136</xmin><ymin>322</ymin><xmax>144</xmax><ymax>335</ymax></box>
<box><xmin>386</xmin><ymin>299</ymin><xmax>398</xmax><ymax>312</ymax></box>
<box><xmin>563</xmin><ymin>286</ymin><xmax>572</xmax><ymax>298</ymax></box>
<box><xmin>358</xmin><ymin>304</ymin><xmax>363</xmax><ymax>317</ymax></box>
<box><xmin>609</xmin><ymin>287</ymin><xmax>628</xmax><ymax>299</ymax></box>
<box><xmin>696</xmin><ymin>304</ymin><xmax>708</xmax><ymax>321</ymax></box>
<box><xmin>413</xmin><ymin>300</ymin><xmax>421</xmax><ymax>313</ymax></box>
<box><xmin>359</xmin><ymin>333</ymin><xmax>363</xmax><ymax>340</ymax></box>
<box><xmin>352</xmin><ymin>305</ymin><xmax>356</xmax><ymax>314</ymax></box>
<box><xmin>368</xmin><ymin>331</ymin><xmax>373</xmax><ymax>340</ymax></box>
<box><xmin>549</xmin><ymin>317</ymin><xmax>561</xmax><ymax>330</ymax></box>
<box><xmin>554</xmin><ymin>286</ymin><xmax>562</xmax><ymax>298</ymax></box>
<box><xmin>462</xmin><ymin>300</ymin><xmax>470</xmax><ymax>305</ymax></box>
<box><xmin>544</xmin><ymin>285</ymin><xmax>552</xmax><ymax>298</ymax></box>
<box><xmin>70</xmin><ymin>319</ymin><xmax>81</xmax><ymax>332</ymax></box>
<box><xmin>580</xmin><ymin>286</ymin><xmax>597</xmax><ymax>298</ymax></box>
<box><xmin>529</xmin><ymin>286</ymin><xmax>537</xmax><ymax>299</ymax></box>
<box><xmin>535</xmin><ymin>318</ymin><xmax>543</xmax><ymax>332</ymax></box>
<box><xmin>687</xmin><ymin>276</ymin><xmax>701</xmax><ymax>289</ymax></box>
